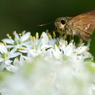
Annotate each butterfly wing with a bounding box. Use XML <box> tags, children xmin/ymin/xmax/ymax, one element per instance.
<box><xmin>68</xmin><ymin>10</ymin><xmax>95</xmax><ymax>41</ymax></box>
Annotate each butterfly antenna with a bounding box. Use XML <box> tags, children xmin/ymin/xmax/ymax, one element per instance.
<box><xmin>38</xmin><ymin>22</ymin><xmax>53</xmax><ymax>27</ymax></box>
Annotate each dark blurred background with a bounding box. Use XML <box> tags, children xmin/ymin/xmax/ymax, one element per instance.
<box><xmin>0</xmin><ymin>0</ymin><xmax>95</xmax><ymax>57</ymax></box>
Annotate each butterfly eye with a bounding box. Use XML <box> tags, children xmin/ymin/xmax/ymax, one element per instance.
<box><xmin>61</xmin><ymin>20</ymin><xmax>66</xmax><ymax>25</ymax></box>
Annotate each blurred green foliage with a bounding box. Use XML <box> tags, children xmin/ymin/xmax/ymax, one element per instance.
<box><xmin>0</xmin><ymin>0</ymin><xmax>95</xmax><ymax>57</ymax></box>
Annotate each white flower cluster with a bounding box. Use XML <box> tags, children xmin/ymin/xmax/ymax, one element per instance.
<box><xmin>0</xmin><ymin>31</ymin><xmax>92</xmax><ymax>72</ymax></box>
<box><xmin>0</xmin><ymin>31</ymin><xmax>95</xmax><ymax>95</ymax></box>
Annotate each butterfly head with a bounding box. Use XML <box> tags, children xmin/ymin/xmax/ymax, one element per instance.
<box><xmin>55</xmin><ymin>17</ymin><xmax>71</xmax><ymax>31</ymax></box>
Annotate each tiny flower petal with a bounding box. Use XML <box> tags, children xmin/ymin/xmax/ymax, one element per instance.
<box><xmin>9</xmin><ymin>53</ymin><xmax>20</xmax><ymax>58</ymax></box>
<box><xmin>20</xmin><ymin>32</ymin><xmax>30</xmax><ymax>42</ymax></box>
<box><xmin>2</xmin><ymin>38</ymin><xmax>14</xmax><ymax>44</ymax></box>
<box><xmin>40</xmin><ymin>32</ymin><xmax>49</xmax><ymax>45</ymax></box>
<box><xmin>6</xmin><ymin>65</ymin><xmax>18</xmax><ymax>72</ymax></box>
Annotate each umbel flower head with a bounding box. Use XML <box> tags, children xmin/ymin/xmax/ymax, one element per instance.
<box><xmin>0</xmin><ymin>30</ymin><xmax>95</xmax><ymax>95</ymax></box>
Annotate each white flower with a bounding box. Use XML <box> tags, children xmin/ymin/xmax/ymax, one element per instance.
<box><xmin>6</xmin><ymin>54</ymin><xmax>25</xmax><ymax>72</ymax></box>
<box><xmin>0</xmin><ymin>43</ymin><xmax>20</xmax><ymax>71</ymax></box>
<box><xmin>40</xmin><ymin>32</ymin><xmax>49</xmax><ymax>45</ymax></box>
<box><xmin>0</xmin><ymin>31</ymin><xmax>95</xmax><ymax>95</ymax></box>
<box><xmin>51</xmin><ymin>45</ymin><xmax>62</xmax><ymax>59</ymax></box>
<box><xmin>2</xmin><ymin>31</ymin><xmax>31</xmax><ymax>51</ymax></box>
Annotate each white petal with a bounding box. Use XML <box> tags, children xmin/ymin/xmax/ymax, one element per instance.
<box><xmin>21</xmin><ymin>32</ymin><xmax>30</xmax><ymax>42</ymax></box>
<box><xmin>0</xmin><ymin>58</ymin><xmax>4</xmax><ymax>62</ymax></box>
<box><xmin>9</xmin><ymin>53</ymin><xmax>20</xmax><ymax>58</ymax></box>
<box><xmin>40</xmin><ymin>32</ymin><xmax>49</xmax><ymax>45</ymax></box>
<box><xmin>83</xmin><ymin>52</ymin><xmax>93</xmax><ymax>58</ymax></box>
<box><xmin>75</xmin><ymin>46</ymin><xmax>88</xmax><ymax>54</ymax></box>
<box><xmin>19</xmin><ymin>49</ymin><xmax>28</xmax><ymax>53</ymax></box>
<box><xmin>22</xmin><ymin>41</ymin><xmax>31</xmax><ymax>46</ymax></box>
<box><xmin>6</xmin><ymin>45</ymin><xmax>15</xmax><ymax>48</ymax></box>
<box><xmin>19</xmin><ymin>55</ymin><xmax>25</xmax><ymax>65</ymax></box>
<box><xmin>13</xmin><ymin>58</ymin><xmax>18</xmax><ymax>66</ymax></box>
<box><xmin>6</xmin><ymin>65</ymin><xmax>18</xmax><ymax>72</ymax></box>
<box><xmin>0</xmin><ymin>62</ymin><xmax>7</xmax><ymax>70</ymax></box>
<box><xmin>5</xmin><ymin>60</ymin><xmax>12</xmax><ymax>65</ymax></box>
<box><xmin>51</xmin><ymin>45</ymin><xmax>62</xmax><ymax>59</ymax></box>
<box><xmin>27</xmin><ymin>50</ymin><xmax>39</xmax><ymax>57</ymax></box>
<box><xmin>2</xmin><ymin>39</ymin><xmax>14</xmax><ymax>44</ymax></box>
<box><xmin>14</xmin><ymin>31</ymin><xmax>20</xmax><ymax>40</ymax></box>
<box><xmin>40</xmin><ymin>45</ymin><xmax>53</xmax><ymax>50</ymax></box>
<box><xmin>0</xmin><ymin>44</ymin><xmax>7</xmax><ymax>53</ymax></box>
<box><xmin>10</xmin><ymin>48</ymin><xmax>17</xmax><ymax>54</ymax></box>
<box><xmin>63</xmin><ymin>43</ymin><xmax>75</xmax><ymax>56</ymax></box>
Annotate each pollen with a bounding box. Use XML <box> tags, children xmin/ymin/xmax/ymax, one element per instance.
<box><xmin>36</xmin><ymin>32</ymin><xmax>39</xmax><ymax>39</ymax></box>
<box><xmin>52</xmin><ymin>46</ymin><xmax>55</xmax><ymax>49</ymax></box>
<box><xmin>3</xmin><ymin>42</ymin><xmax>7</xmax><ymax>46</ymax></box>
<box><xmin>30</xmin><ymin>35</ymin><xmax>33</xmax><ymax>39</ymax></box>
<box><xmin>0</xmin><ymin>43</ymin><xmax>3</xmax><ymax>45</ymax></box>
<box><xmin>48</xmin><ymin>33</ymin><xmax>52</xmax><ymax>38</ymax></box>
<box><xmin>16</xmin><ymin>57</ymin><xmax>19</xmax><ymax>60</ymax></box>
<box><xmin>3</xmin><ymin>52</ymin><xmax>8</xmax><ymax>57</ymax></box>
<box><xmin>62</xmin><ymin>34</ymin><xmax>67</xmax><ymax>39</ymax></box>
<box><xmin>53</xmin><ymin>31</ymin><xmax>56</xmax><ymax>37</ymax></box>
<box><xmin>19</xmin><ymin>47</ymin><xmax>26</xmax><ymax>50</ymax></box>
<box><xmin>73</xmin><ymin>51</ymin><xmax>77</xmax><ymax>54</ymax></box>
<box><xmin>6</xmin><ymin>34</ymin><xmax>12</xmax><ymax>39</ymax></box>
<box><xmin>19</xmin><ymin>33</ymin><xmax>21</xmax><ymax>36</ymax></box>
<box><xmin>80</xmin><ymin>43</ymin><xmax>85</xmax><ymax>46</ymax></box>
<box><xmin>32</xmin><ymin>36</ymin><xmax>36</xmax><ymax>41</ymax></box>
<box><xmin>22</xmin><ymin>30</ymin><xmax>26</xmax><ymax>35</ymax></box>
<box><xmin>13</xmin><ymin>31</ymin><xmax>16</xmax><ymax>35</ymax></box>
<box><xmin>41</xmin><ymin>36</ymin><xmax>44</xmax><ymax>39</ymax></box>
